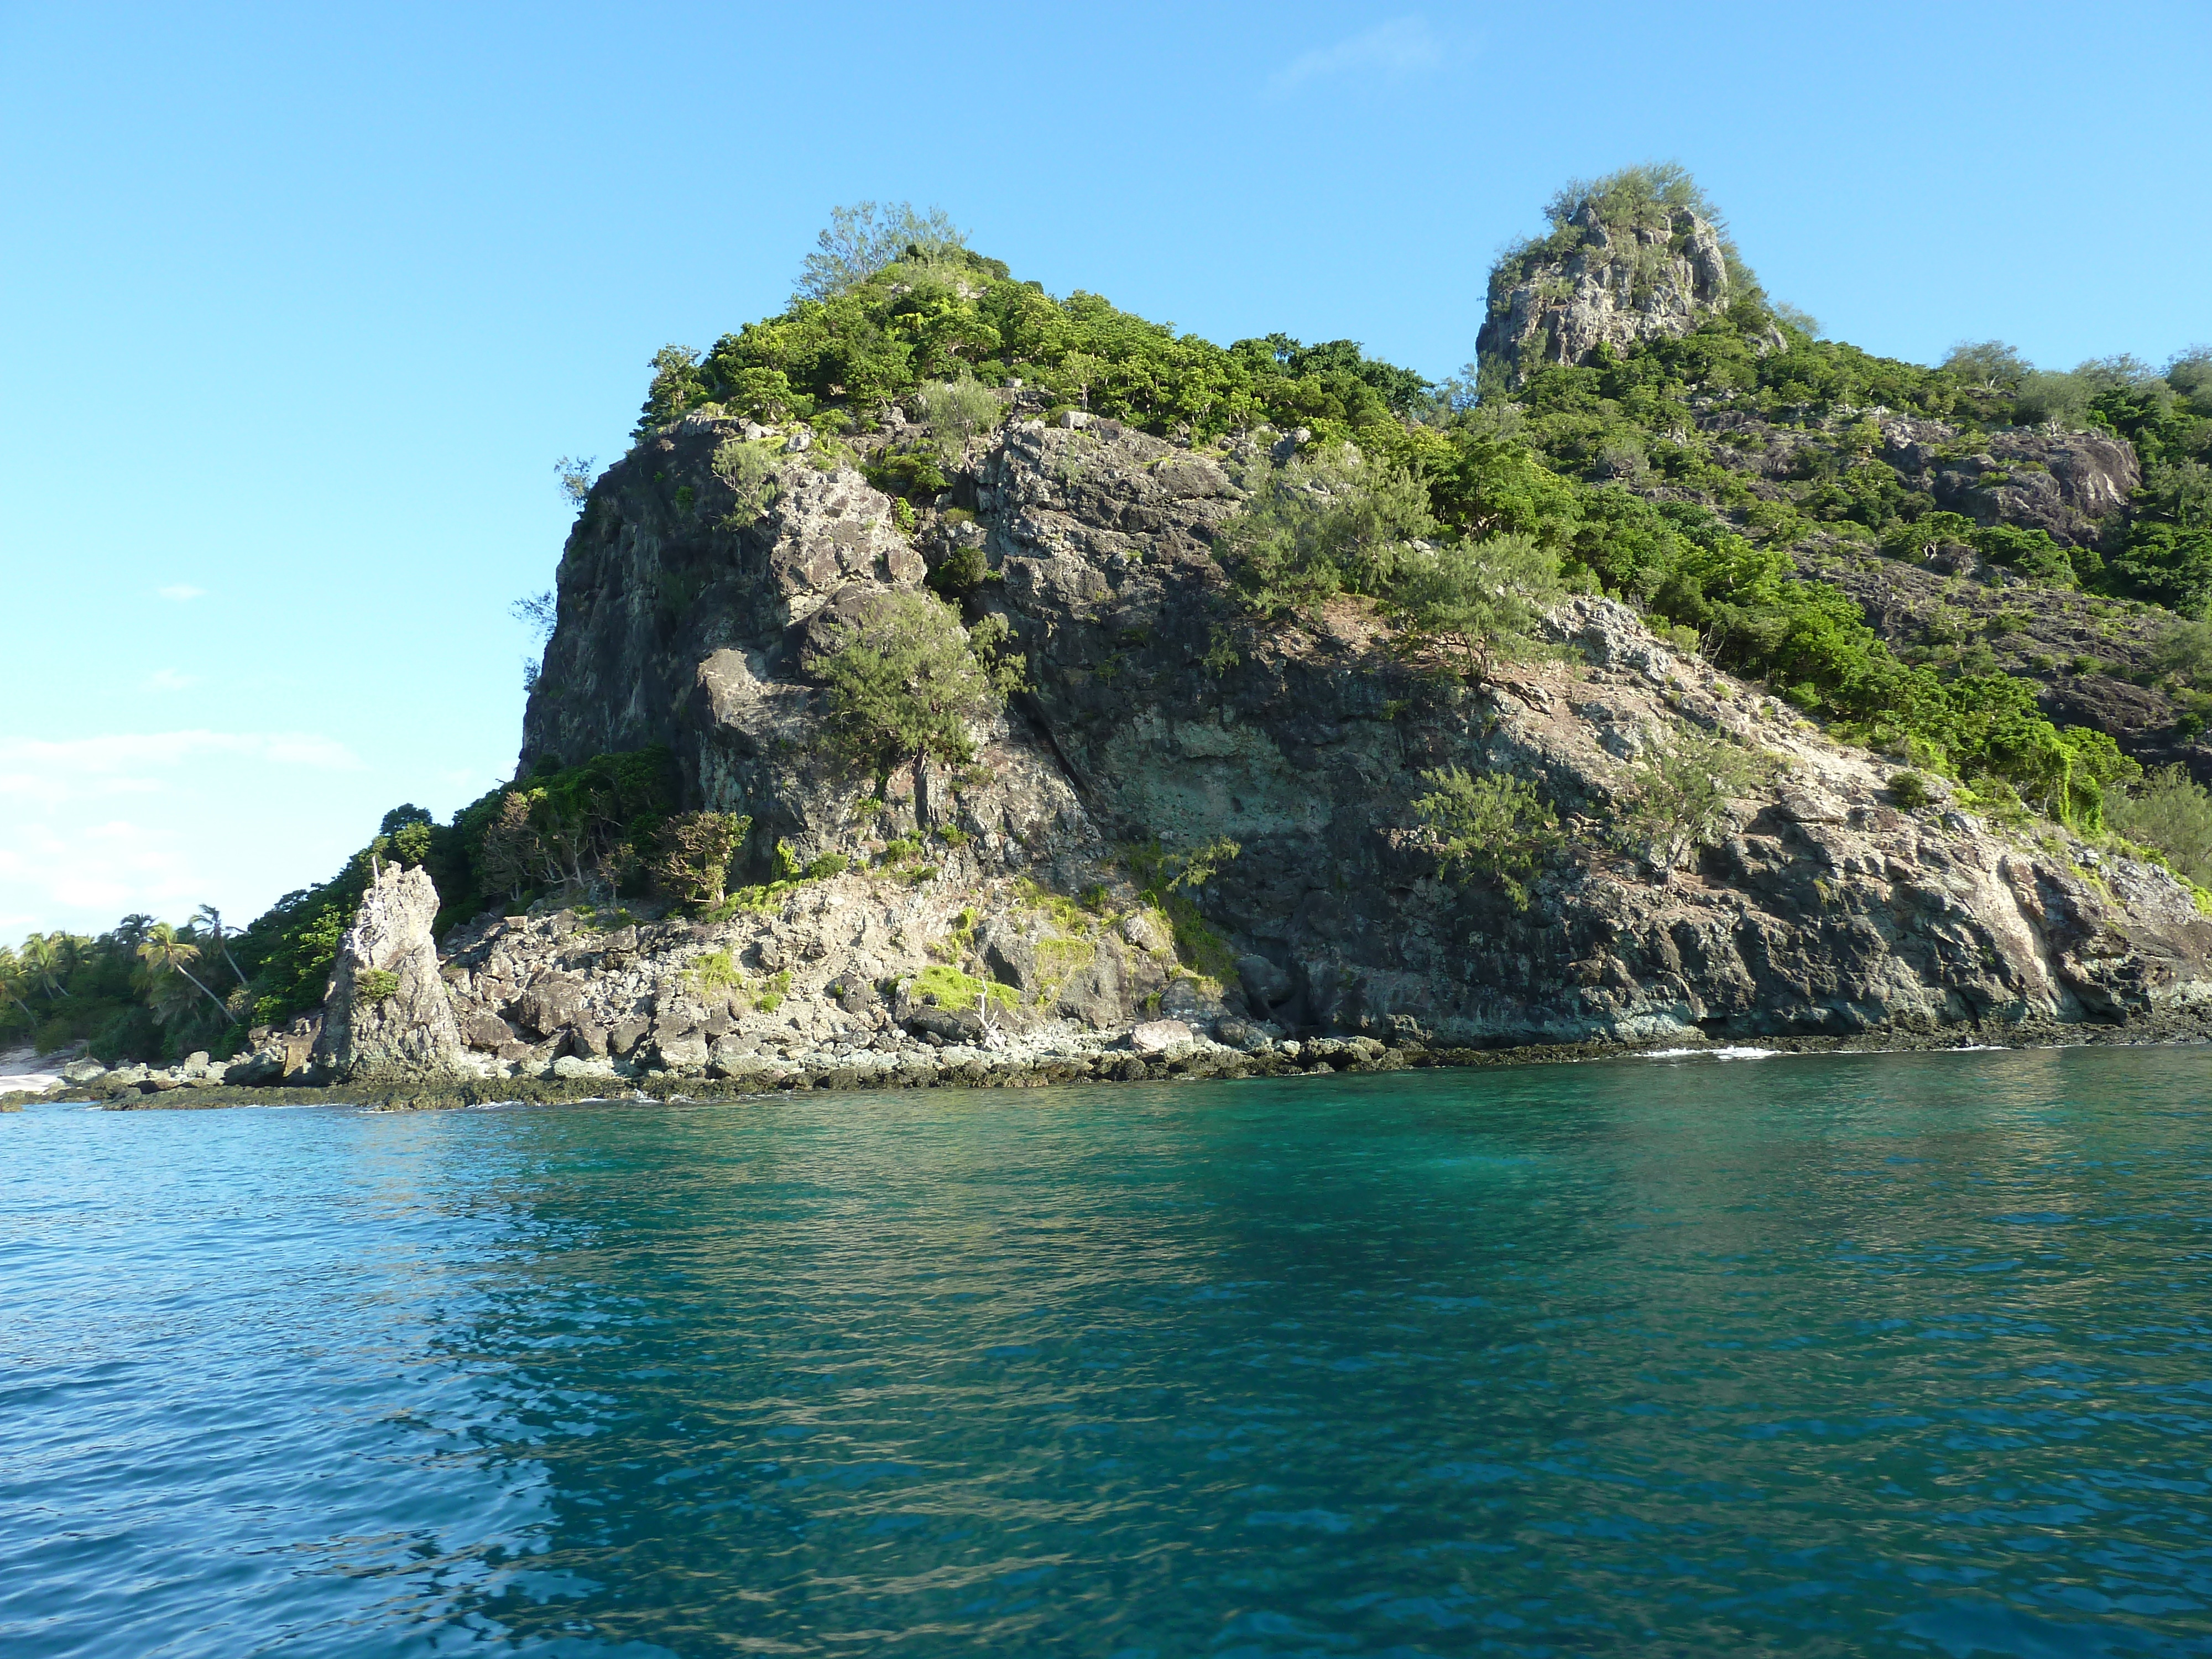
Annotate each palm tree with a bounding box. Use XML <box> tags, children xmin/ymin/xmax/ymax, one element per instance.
<box><xmin>137</xmin><ymin>923</ymin><xmax>236</xmax><ymax>1024</ymax></box>
<box><xmin>19</xmin><ymin>933</ymin><xmax>70</xmax><ymax>1000</ymax></box>
<box><xmin>194</xmin><ymin>906</ymin><xmax>251</xmax><ymax>988</ymax></box>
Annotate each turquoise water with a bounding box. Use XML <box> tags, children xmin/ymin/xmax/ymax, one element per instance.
<box><xmin>4</xmin><ymin>1050</ymin><xmax>2211</xmax><ymax>1656</ymax></box>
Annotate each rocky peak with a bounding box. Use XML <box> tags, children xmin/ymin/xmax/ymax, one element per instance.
<box><xmin>1478</xmin><ymin>175</ymin><xmax>1778</xmax><ymax>386</ymax></box>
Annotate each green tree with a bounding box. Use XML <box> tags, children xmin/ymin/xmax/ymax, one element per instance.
<box><xmin>2156</xmin><ymin>616</ymin><xmax>2212</xmax><ymax>686</ymax></box>
<box><xmin>912</xmin><ymin>377</ymin><xmax>1002</xmax><ymax>457</ymax></box>
<box><xmin>1622</xmin><ymin>731</ymin><xmax>1776</xmax><ymax>874</ymax></box>
<box><xmin>813</xmin><ymin>592</ymin><xmax>1013</xmax><ymax>775</ymax></box>
<box><xmin>795</xmin><ymin>201</ymin><xmax>966</xmax><ymax>301</ymax></box>
<box><xmin>136</xmin><ymin>922</ymin><xmax>235</xmax><ymax>1025</ymax></box>
<box><xmin>192</xmin><ymin>905</ymin><xmax>249</xmax><ymax>988</ymax></box>
<box><xmin>554</xmin><ymin>455</ymin><xmax>597</xmax><ymax>510</ymax></box>
<box><xmin>1390</xmin><ymin>533</ymin><xmax>1563</xmax><ymax>678</ymax></box>
<box><xmin>652</xmin><ymin>811</ymin><xmax>753</xmax><ymax>909</ymax></box>
<box><xmin>1940</xmin><ymin>340</ymin><xmax>2032</xmax><ymax>390</ymax></box>
<box><xmin>712</xmin><ymin>437</ymin><xmax>781</xmax><ymax>526</ymax></box>
<box><xmin>1220</xmin><ymin>448</ymin><xmax>1437</xmax><ymax>613</ymax></box>
<box><xmin>635</xmin><ymin>345</ymin><xmax>706</xmax><ymax>433</ymax></box>
<box><xmin>2107</xmin><ymin>766</ymin><xmax>2212</xmax><ymax>889</ymax></box>
<box><xmin>1412</xmin><ymin>766</ymin><xmax>1562</xmax><ymax>908</ymax></box>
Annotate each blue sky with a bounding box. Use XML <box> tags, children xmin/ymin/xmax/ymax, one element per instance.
<box><xmin>3</xmin><ymin>1</ymin><xmax>2208</xmax><ymax>937</ymax></box>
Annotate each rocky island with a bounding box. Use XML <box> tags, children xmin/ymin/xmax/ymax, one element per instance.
<box><xmin>13</xmin><ymin>174</ymin><xmax>2212</xmax><ymax>1107</ymax></box>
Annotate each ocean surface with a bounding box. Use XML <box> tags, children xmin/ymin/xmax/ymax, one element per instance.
<box><xmin>4</xmin><ymin>1047</ymin><xmax>2211</xmax><ymax>1657</ymax></box>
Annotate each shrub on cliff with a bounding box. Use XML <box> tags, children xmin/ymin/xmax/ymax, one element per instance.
<box><xmin>2108</xmin><ymin>766</ymin><xmax>2212</xmax><ymax>890</ymax></box>
<box><xmin>796</xmin><ymin>200</ymin><xmax>968</xmax><ymax>301</ymax></box>
<box><xmin>1390</xmin><ymin>533</ymin><xmax>1563</xmax><ymax>679</ymax></box>
<box><xmin>712</xmin><ymin>437</ymin><xmax>780</xmax><ymax>526</ymax></box>
<box><xmin>1412</xmin><ymin>768</ymin><xmax>1562</xmax><ymax>909</ymax></box>
<box><xmin>1621</xmin><ymin>731</ymin><xmax>1778</xmax><ymax>874</ymax></box>
<box><xmin>660</xmin><ymin>213</ymin><xmax>1427</xmax><ymax>440</ymax></box>
<box><xmin>1219</xmin><ymin>447</ymin><xmax>1437</xmax><ymax>612</ymax></box>
<box><xmin>652</xmin><ymin>811</ymin><xmax>753</xmax><ymax>910</ymax></box>
<box><xmin>471</xmin><ymin>748</ymin><xmax>679</xmax><ymax>903</ymax></box>
<box><xmin>813</xmin><ymin>592</ymin><xmax>1021</xmax><ymax>777</ymax></box>
<box><xmin>912</xmin><ymin>377</ymin><xmax>1003</xmax><ymax>457</ymax></box>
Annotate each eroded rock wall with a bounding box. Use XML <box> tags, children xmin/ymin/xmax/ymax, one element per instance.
<box><xmin>482</xmin><ymin>409</ymin><xmax>2212</xmax><ymax>1080</ymax></box>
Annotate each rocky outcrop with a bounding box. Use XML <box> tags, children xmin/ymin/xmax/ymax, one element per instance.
<box><xmin>1878</xmin><ymin>415</ymin><xmax>2140</xmax><ymax>547</ymax></box>
<box><xmin>1477</xmin><ymin>198</ymin><xmax>1777</xmax><ymax>385</ymax></box>
<box><xmin>488</xmin><ymin>411</ymin><xmax>2212</xmax><ymax>1074</ymax></box>
<box><xmin>310</xmin><ymin>862</ymin><xmax>464</xmax><ymax>1080</ymax></box>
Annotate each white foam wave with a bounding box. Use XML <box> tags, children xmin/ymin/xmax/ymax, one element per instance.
<box><xmin>1640</xmin><ymin>1045</ymin><xmax>1780</xmax><ymax>1061</ymax></box>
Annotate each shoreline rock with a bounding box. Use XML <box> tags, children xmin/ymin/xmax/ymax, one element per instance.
<box><xmin>14</xmin><ymin>1012</ymin><xmax>2208</xmax><ymax>1114</ymax></box>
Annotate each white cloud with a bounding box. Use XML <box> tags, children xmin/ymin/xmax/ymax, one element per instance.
<box><xmin>0</xmin><ymin>730</ymin><xmax>363</xmax><ymax>785</ymax></box>
<box><xmin>145</xmin><ymin>667</ymin><xmax>199</xmax><ymax>692</ymax></box>
<box><xmin>1269</xmin><ymin>15</ymin><xmax>1442</xmax><ymax>93</ymax></box>
<box><xmin>0</xmin><ymin>731</ymin><xmax>372</xmax><ymax>936</ymax></box>
<box><xmin>158</xmin><ymin>584</ymin><xmax>207</xmax><ymax>602</ymax></box>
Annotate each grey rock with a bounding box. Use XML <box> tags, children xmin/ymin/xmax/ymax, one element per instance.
<box><xmin>1236</xmin><ymin>953</ymin><xmax>1291</xmax><ymax>1011</ymax></box>
<box><xmin>426</xmin><ymin>404</ymin><xmax>2212</xmax><ymax>1072</ymax></box>
<box><xmin>514</xmin><ymin>975</ymin><xmax>586</xmax><ymax>1037</ymax></box>
<box><xmin>1478</xmin><ymin>196</ymin><xmax>1777</xmax><ymax>387</ymax></box>
<box><xmin>1131</xmin><ymin>1019</ymin><xmax>1192</xmax><ymax>1055</ymax></box>
<box><xmin>649</xmin><ymin>1033</ymin><xmax>711</xmax><ymax>1074</ymax></box>
<box><xmin>459</xmin><ymin>1010</ymin><xmax>514</xmax><ymax>1051</ymax></box>
<box><xmin>1214</xmin><ymin>1018</ymin><xmax>1274</xmax><ymax>1052</ymax></box>
<box><xmin>312</xmin><ymin>863</ymin><xmax>463</xmax><ymax>1081</ymax></box>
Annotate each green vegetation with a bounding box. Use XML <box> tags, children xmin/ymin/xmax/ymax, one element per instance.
<box><xmin>0</xmin><ymin>914</ymin><xmax>251</xmax><ymax>1065</ymax></box>
<box><xmin>651</xmin><ymin>811</ymin><xmax>753</xmax><ymax>909</ymax></box>
<box><xmin>1411</xmin><ymin>768</ymin><xmax>1563</xmax><ymax>907</ymax></box>
<box><xmin>1621</xmin><ymin>731</ymin><xmax>1780</xmax><ymax>873</ymax></box>
<box><xmin>353</xmin><ymin>969</ymin><xmax>400</xmax><ymax>1004</ymax></box>
<box><xmin>711</xmin><ymin>437</ymin><xmax>780</xmax><ymax>526</ymax></box>
<box><xmin>1889</xmin><ymin>770</ymin><xmax>1935</xmax><ymax>810</ymax></box>
<box><xmin>812</xmin><ymin>591</ymin><xmax>1024</xmax><ymax>776</ymax></box>
<box><xmin>913</xmin><ymin>963</ymin><xmax>1017</xmax><ymax>1011</ymax></box>
<box><xmin>23</xmin><ymin>185</ymin><xmax>2212</xmax><ymax>1067</ymax></box>
<box><xmin>635</xmin><ymin>202</ymin><xmax>1434</xmax><ymax>451</ymax></box>
<box><xmin>2106</xmin><ymin>767</ymin><xmax>2212</xmax><ymax>891</ymax></box>
<box><xmin>1121</xmin><ymin>839</ymin><xmax>1243</xmax><ymax>987</ymax></box>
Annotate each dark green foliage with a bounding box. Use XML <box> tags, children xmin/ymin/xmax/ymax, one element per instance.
<box><xmin>811</xmin><ymin>592</ymin><xmax>1014</xmax><ymax>776</ymax></box>
<box><xmin>354</xmin><ymin>969</ymin><xmax>400</xmax><ymax>1004</ymax></box>
<box><xmin>1218</xmin><ymin>448</ymin><xmax>1437</xmax><ymax>613</ymax></box>
<box><xmin>1890</xmin><ymin>771</ymin><xmax>1934</xmax><ymax>809</ymax></box>
<box><xmin>1621</xmin><ymin>731</ymin><xmax>1780</xmax><ymax>873</ymax></box>
<box><xmin>862</xmin><ymin>446</ymin><xmax>950</xmax><ymax>502</ymax></box>
<box><xmin>928</xmin><ymin>541</ymin><xmax>990</xmax><ymax>598</ymax></box>
<box><xmin>1</xmin><ymin>918</ymin><xmax>173</xmax><ymax>1061</ymax></box>
<box><xmin>227</xmin><ymin>748</ymin><xmax>684</xmax><ymax>1029</ymax></box>
<box><xmin>1390</xmin><ymin>534</ymin><xmax>1563</xmax><ymax>677</ymax></box>
<box><xmin>651</xmin><ymin>811</ymin><xmax>753</xmax><ymax>910</ymax></box>
<box><xmin>1411</xmin><ymin>768</ymin><xmax>1562</xmax><ymax>907</ymax></box>
<box><xmin>653</xmin><ymin>237</ymin><xmax>1426</xmax><ymax>442</ymax></box>
<box><xmin>2105</xmin><ymin>523</ymin><xmax>2212</xmax><ymax>615</ymax></box>
<box><xmin>2107</xmin><ymin>766</ymin><xmax>2212</xmax><ymax>890</ymax></box>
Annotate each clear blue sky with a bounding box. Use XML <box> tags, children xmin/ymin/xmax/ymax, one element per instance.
<box><xmin>4</xmin><ymin>1</ymin><xmax>2208</xmax><ymax>937</ymax></box>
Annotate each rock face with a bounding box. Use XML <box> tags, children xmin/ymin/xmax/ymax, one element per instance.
<box><xmin>312</xmin><ymin>862</ymin><xmax>464</xmax><ymax>1079</ymax></box>
<box><xmin>1477</xmin><ymin>199</ymin><xmax>1776</xmax><ymax>385</ymax></box>
<box><xmin>498</xmin><ymin>410</ymin><xmax>2212</xmax><ymax>1066</ymax></box>
<box><xmin>1878</xmin><ymin>415</ymin><xmax>2140</xmax><ymax>547</ymax></box>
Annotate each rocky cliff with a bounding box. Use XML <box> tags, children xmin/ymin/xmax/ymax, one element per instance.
<box><xmin>471</xmin><ymin>408</ymin><xmax>2212</xmax><ymax>1082</ymax></box>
